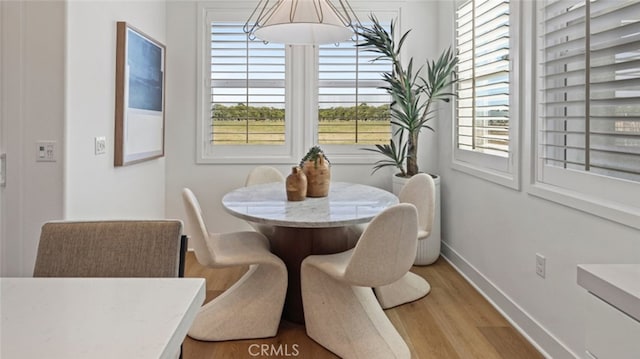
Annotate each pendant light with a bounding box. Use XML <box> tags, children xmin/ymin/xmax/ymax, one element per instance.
<box><xmin>244</xmin><ymin>0</ymin><xmax>361</xmax><ymax>45</ymax></box>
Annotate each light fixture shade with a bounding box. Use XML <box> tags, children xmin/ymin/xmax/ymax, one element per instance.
<box><xmin>246</xmin><ymin>0</ymin><xmax>359</xmax><ymax>45</ymax></box>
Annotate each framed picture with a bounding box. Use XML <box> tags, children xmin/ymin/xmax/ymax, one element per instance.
<box><xmin>114</xmin><ymin>22</ymin><xmax>165</xmax><ymax>166</ymax></box>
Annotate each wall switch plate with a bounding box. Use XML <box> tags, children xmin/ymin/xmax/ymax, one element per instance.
<box><xmin>36</xmin><ymin>141</ymin><xmax>57</xmax><ymax>162</ymax></box>
<box><xmin>0</xmin><ymin>153</ymin><xmax>6</xmax><ymax>187</ymax></box>
<box><xmin>95</xmin><ymin>136</ymin><xmax>106</xmax><ymax>155</ymax></box>
<box><xmin>536</xmin><ymin>253</ymin><xmax>546</xmax><ymax>278</ymax></box>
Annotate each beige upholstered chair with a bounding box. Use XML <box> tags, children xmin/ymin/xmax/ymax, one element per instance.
<box><xmin>400</xmin><ymin>174</ymin><xmax>436</xmax><ymax>242</ymax></box>
<box><xmin>33</xmin><ymin>220</ymin><xmax>186</xmax><ymax>278</ymax></box>
<box><xmin>301</xmin><ymin>203</ymin><xmax>418</xmax><ymax>359</ymax></box>
<box><xmin>244</xmin><ymin>166</ymin><xmax>285</xmax><ymax>236</ymax></box>
<box><xmin>181</xmin><ymin>188</ymin><xmax>287</xmax><ymax>341</ymax></box>
<box><xmin>374</xmin><ymin>173</ymin><xmax>435</xmax><ymax>309</ymax></box>
<box><xmin>33</xmin><ymin>220</ymin><xmax>188</xmax><ymax>359</ymax></box>
<box><xmin>244</xmin><ymin>165</ymin><xmax>285</xmax><ymax>186</ymax></box>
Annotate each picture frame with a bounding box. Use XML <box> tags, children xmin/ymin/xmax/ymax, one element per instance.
<box><xmin>114</xmin><ymin>22</ymin><xmax>166</xmax><ymax>166</ymax></box>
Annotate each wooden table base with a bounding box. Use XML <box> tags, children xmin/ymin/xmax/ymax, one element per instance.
<box><xmin>268</xmin><ymin>226</ymin><xmax>355</xmax><ymax>324</ymax></box>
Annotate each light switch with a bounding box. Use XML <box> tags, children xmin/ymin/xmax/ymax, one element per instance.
<box><xmin>36</xmin><ymin>141</ymin><xmax>57</xmax><ymax>162</ymax></box>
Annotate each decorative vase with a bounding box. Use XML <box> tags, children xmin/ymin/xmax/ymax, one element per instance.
<box><xmin>302</xmin><ymin>156</ymin><xmax>330</xmax><ymax>197</ymax></box>
<box><xmin>286</xmin><ymin>167</ymin><xmax>307</xmax><ymax>201</ymax></box>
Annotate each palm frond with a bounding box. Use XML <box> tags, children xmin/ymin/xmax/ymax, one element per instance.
<box><xmin>357</xmin><ymin>16</ymin><xmax>458</xmax><ymax>176</ymax></box>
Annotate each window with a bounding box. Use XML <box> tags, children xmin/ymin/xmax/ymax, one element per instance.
<box><xmin>453</xmin><ymin>0</ymin><xmax>519</xmax><ymax>188</ymax></box>
<box><xmin>539</xmin><ymin>0</ymin><xmax>640</xmax><ymax>182</ymax></box>
<box><xmin>534</xmin><ymin>0</ymin><xmax>640</xmax><ymax>228</ymax></box>
<box><xmin>198</xmin><ymin>6</ymin><xmax>398</xmax><ymax>164</ymax></box>
<box><xmin>317</xmin><ymin>28</ymin><xmax>391</xmax><ymax>146</ymax></box>
<box><xmin>209</xmin><ymin>22</ymin><xmax>286</xmax><ymax>145</ymax></box>
<box><xmin>198</xmin><ymin>9</ymin><xmax>295</xmax><ymax>163</ymax></box>
<box><xmin>456</xmin><ymin>0</ymin><xmax>510</xmax><ymax>156</ymax></box>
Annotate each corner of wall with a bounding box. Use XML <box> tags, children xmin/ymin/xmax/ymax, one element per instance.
<box><xmin>441</xmin><ymin>243</ymin><xmax>579</xmax><ymax>359</ymax></box>
<box><xmin>1</xmin><ymin>0</ymin><xmax>66</xmax><ymax>276</ymax></box>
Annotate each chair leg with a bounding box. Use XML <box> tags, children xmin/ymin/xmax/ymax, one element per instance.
<box><xmin>301</xmin><ymin>263</ymin><xmax>410</xmax><ymax>359</ymax></box>
<box><xmin>374</xmin><ymin>271</ymin><xmax>430</xmax><ymax>309</ymax></box>
<box><xmin>188</xmin><ymin>260</ymin><xmax>287</xmax><ymax>341</ymax></box>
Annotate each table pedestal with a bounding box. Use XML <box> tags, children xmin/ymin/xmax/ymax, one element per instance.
<box><xmin>268</xmin><ymin>226</ymin><xmax>355</xmax><ymax>324</ymax></box>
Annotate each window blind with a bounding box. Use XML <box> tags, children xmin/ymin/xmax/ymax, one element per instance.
<box><xmin>209</xmin><ymin>22</ymin><xmax>286</xmax><ymax>145</ymax></box>
<box><xmin>539</xmin><ymin>0</ymin><xmax>640</xmax><ymax>182</ymax></box>
<box><xmin>318</xmin><ymin>27</ymin><xmax>391</xmax><ymax>145</ymax></box>
<box><xmin>456</xmin><ymin>0</ymin><xmax>511</xmax><ymax>157</ymax></box>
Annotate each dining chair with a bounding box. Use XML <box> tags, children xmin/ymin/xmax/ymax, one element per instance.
<box><xmin>33</xmin><ymin>220</ymin><xmax>188</xmax><ymax>359</ymax></box>
<box><xmin>374</xmin><ymin>173</ymin><xmax>434</xmax><ymax>309</ymax></box>
<box><xmin>181</xmin><ymin>188</ymin><xmax>287</xmax><ymax>341</ymax></box>
<box><xmin>33</xmin><ymin>220</ymin><xmax>186</xmax><ymax>278</ymax></box>
<box><xmin>244</xmin><ymin>165</ymin><xmax>285</xmax><ymax>186</ymax></box>
<box><xmin>301</xmin><ymin>203</ymin><xmax>418</xmax><ymax>359</ymax></box>
<box><xmin>244</xmin><ymin>166</ymin><xmax>285</xmax><ymax>236</ymax></box>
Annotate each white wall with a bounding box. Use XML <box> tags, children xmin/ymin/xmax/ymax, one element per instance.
<box><xmin>1</xmin><ymin>1</ymin><xmax>66</xmax><ymax>276</ymax></box>
<box><xmin>164</xmin><ymin>0</ymin><xmax>439</xmax><ymax>234</ymax></box>
<box><xmin>64</xmin><ymin>0</ymin><xmax>167</xmax><ymax>219</ymax></box>
<box><xmin>0</xmin><ymin>0</ymin><xmax>168</xmax><ymax>276</ymax></box>
<box><xmin>1</xmin><ymin>0</ymin><xmax>5</xmax><ymax>275</ymax></box>
<box><xmin>436</xmin><ymin>1</ymin><xmax>640</xmax><ymax>358</ymax></box>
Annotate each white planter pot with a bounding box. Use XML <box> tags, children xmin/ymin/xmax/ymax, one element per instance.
<box><xmin>392</xmin><ymin>174</ymin><xmax>441</xmax><ymax>266</ymax></box>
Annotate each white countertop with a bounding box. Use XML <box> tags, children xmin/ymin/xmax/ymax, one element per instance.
<box><xmin>222</xmin><ymin>181</ymin><xmax>398</xmax><ymax>228</ymax></box>
<box><xmin>0</xmin><ymin>277</ymin><xmax>205</xmax><ymax>359</ymax></box>
<box><xmin>577</xmin><ymin>264</ymin><xmax>640</xmax><ymax>322</ymax></box>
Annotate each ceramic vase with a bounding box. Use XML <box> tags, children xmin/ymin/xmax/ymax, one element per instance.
<box><xmin>302</xmin><ymin>156</ymin><xmax>330</xmax><ymax>197</ymax></box>
<box><xmin>286</xmin><ymin>166</ymin><xmax>307</xmax><ymax>201</ymax></box>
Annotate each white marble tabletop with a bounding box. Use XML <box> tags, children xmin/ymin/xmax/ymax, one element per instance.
<box><xmin>222</xmin><ymin>182</ymin><xmax>398</xmax><ymax>228</ymax></box>
<box><xmin>0</xmin><ymin>277</ymin><xmax>205</xmax><ymax>359</ymax></box>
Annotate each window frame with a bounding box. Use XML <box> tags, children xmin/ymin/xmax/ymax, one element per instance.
<box><xmin>197</xmin><ymin>7</ymin><xmax>299</xmax><ymax>164</ymax></box>
<box><xmin>530</xmin><ymin>0</ymin><xmax>640</xmax><ymax>230</ymax></box>
<box><xmin>311</xmin><ymin>11</ymin><xmax>397</xmax><ymax>163</ymax></box>
<box><xmin>451</xmin><ymin>0</ymin><xmax>521</xmax><ymax>190</ymax></box>
<box><xmin>197</xmin><ymin>4</ymin><xmax>401</xmax><ymax>165</ymax></box>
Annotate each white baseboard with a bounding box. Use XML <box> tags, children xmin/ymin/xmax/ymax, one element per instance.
<box><xmin>441</xmin><ymin>241</ymin><xmax>578</xmax><ymax>359</ymax></box>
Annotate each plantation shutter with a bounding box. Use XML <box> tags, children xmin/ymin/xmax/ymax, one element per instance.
<box><xmin>539</xmin><ymin>0</ymin><xmax>640</xmax><ymax>182</ymax></box>
<box><xmin>317</xmin><ymin>25</ymin><xmax>391</xmax><ymax>145</ymax></box>
<box><xmin>209</xmin><ymin>22</ymin><xmax>286</xmax><ymax>145</ymax></box>
<box><xmin>456</xmin><ymin>0</ymin><xmax>510</xmax><ymax>157</ymax></box>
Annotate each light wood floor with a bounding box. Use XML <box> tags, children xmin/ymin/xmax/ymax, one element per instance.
<box><xmin>183</xmin><ymin>252</ymin><xmax>543</xmax><ymax>359</ymax></box>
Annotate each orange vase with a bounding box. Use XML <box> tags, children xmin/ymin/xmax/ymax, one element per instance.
<box><xmin>286</xmin><ymin>166</ymin><xmax>307</xmax><ymax>201</ymax></box>
<box><xmin>302</xmin><ymin>156</ymin><xmax>330</xmax><ymax>197</ymax></box>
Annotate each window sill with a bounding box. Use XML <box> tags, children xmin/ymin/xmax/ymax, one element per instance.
<box><xmin>197</xmin><ymin>154</ymin><xmax>298</xmax><ymax>165</ymax></box>
<box><xmin>196</xmin><ymin>147</ymin><xmax>384</xmax><ymax>165</ymax></box>
<box><xmin>451</xmin><ymin>158</ymin><xmax>520</xmax><ymax>190</ymax></box>
<box><xmin>528</xmin><ymin>182</ymin><xmax>640</xmax><ymax>231</ymax></box>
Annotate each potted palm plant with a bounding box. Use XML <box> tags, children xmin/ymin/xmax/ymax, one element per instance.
<box><xmin>357</xmin><ymin>16</ymin><xmax>457</xmax><ymax>265</ymax></box>
<box><xmin>357</xmin><ymin>16</ymin><xmax>457</xmax><ymax>189</ymax></box>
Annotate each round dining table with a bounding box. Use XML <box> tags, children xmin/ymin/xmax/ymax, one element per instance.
<box><xmin>222</xmin><ymin>181</ymin><xmax>398</xmax><ymax>324</ymax></box>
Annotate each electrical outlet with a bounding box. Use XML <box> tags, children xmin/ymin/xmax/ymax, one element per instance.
<box><xmin>536</xmin><ymin>253</ymin><xmax>546</xmax><ymax>278</ymax></box>
<box><xmin>95</xmin><ymin>136</ymin><xmax>106</xmax><ymax>155</ymax></box>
